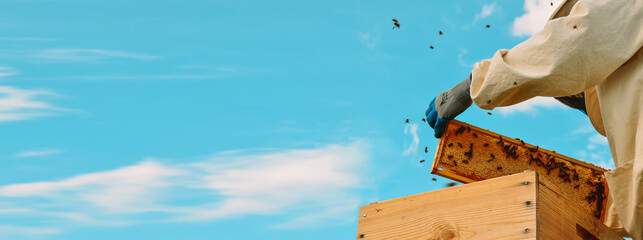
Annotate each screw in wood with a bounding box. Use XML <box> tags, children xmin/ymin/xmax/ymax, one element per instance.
<box><xmin>363</xmin><ymin>214</ymin><xmax>367</xmax><ymax>217</ymax></box>
<box><xmin>523</xmin><ymin>181</ymin><xmax>529</xmax><ymax>185</ymax></box>
<box><xmin>359</xmin><ymin>234</ymin><xmax>365</xmax><ymax>238</ymax></box>
<box><xmin>525</xmin><ymin>201</ymin><xmax>532</xmax><ymax>206</ymax></box>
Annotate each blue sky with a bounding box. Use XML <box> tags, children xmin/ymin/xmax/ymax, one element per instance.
<box><xmin>0</xmin><ymin>0</ymin><xmax>614</xmax><ymax>239</ymax></box>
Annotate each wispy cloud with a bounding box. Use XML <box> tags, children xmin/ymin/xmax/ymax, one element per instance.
<box><xmin>0</xmin><ymin>225</ymin><xmax>62</xmax><ymax>239</ymax></box>
<box><xmin>572</xmin><ymin>121</ymin><xmax>615</xmax><ymax>169</ymax></box>
<box><xmin>0</xmin><ymin>86</ymin><xmax>67</xmax><ymax>123</ymax></box>
<box><xmin>496</xmin><ymin>97</ymin><xmax>564</xmax><ymax>115</ymax></box>
<box><xmin>15</xmin><ymin>148</ymin><xmax>64</xmax><ymax>158</ymax></box>
<box><xmin>0</xmin><ymin>66</ymin><xmax>17</xmax><ymax>78</ymax></box>
<box><xmin>512</xmin><ymin>0</ymin><xmax>563</xmax><ymax>37</ymax></box>
<box><xmin>457</xmin><ymin>48</ymin><xmax>472</xmax><ymax>67</ymax></box>
<box><xmin>32</xmin><ymin>48</ymin><xmax>159</xmax><ymax>62</ymax></box>
<box><xmin>474</xmin><ymin>2</ymin><xmax>499</xmax><ymax>23</ymax></box>
<box><xmin>587</xmin><ymin>133</ymin><xmax>609</xmax><ymax>150</ymax></box>
<box><xmin>402</xmin><ymin>123</ymin><xmax>419</xmax><ymax>156</ymax></box>
<box><xmin>36</xmin><ymin>75</ymin><xmax>228</xmax><ymax>81</ymax></box>
<box><xmin>0</xmin><ymin>141</ymin><xmax>370</xmax><ymax>234</ymax></box>
<box><xmin>357</xmin><ymin>31</ymin><xmax>379</xmax><ymax>49</ymax></box>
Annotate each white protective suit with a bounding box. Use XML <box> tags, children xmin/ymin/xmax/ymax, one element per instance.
<box><xmin>469</xmin><ymin>0</ymin><xmax>643</xmax><ymax>238</ymax></box>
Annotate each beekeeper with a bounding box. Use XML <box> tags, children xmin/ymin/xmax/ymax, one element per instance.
<box><xmin>425</xmin><ymin>0</ymin><xmax>643</xmax><ymax>238</ymax></box>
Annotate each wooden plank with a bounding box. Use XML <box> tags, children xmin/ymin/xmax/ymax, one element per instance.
<box><xmin>430</xmin><ymin>120</ymin><xmax>609</xmax><ymax>222</ymax></box>
<box><xmin>537</xmin><ymin>179</ymin><xmax>623</xmax><ymax>240</ymax></box>
<box><xmin>356</xmin><ymin>171</ymin><xmax>538</xmax><ymax>240</ymax></box>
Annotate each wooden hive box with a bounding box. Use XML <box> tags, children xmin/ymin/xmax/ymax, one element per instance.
<box><xmin>356</xmin><ymin>171</ymin><xmax>622</xmax><ymax>240</ymax></box>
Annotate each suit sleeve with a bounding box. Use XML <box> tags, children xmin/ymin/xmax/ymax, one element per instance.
<box><xmin>470</xmin><ymin>0</ymin><xmax>643</xmax><ymax>109</ymax></box>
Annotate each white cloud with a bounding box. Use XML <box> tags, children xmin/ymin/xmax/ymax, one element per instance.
<box><xmin>586</xmin><ymin>133</ymin><xmax>609</xmax><ymax>151</ymax></box>
<box><xmin>50</xmin><ymin>75</ymin><xmax>226</xmax><ymax>81</ymax></box>
<box><xmin>597</xmin><ymin>158</ymin><xmax>615</xmax><ymax>170</ymax></box>
<box><xmin>0</xmin><ymin>86</ymin><xmax>67</xmax><ymax>123</ymax></box>
<box><xmin>0</xmin><ymin>225</ymin><xmax>61</xmax><ymax>239</ymax></box>
<box><xmin>0</xmin><ymin>141</ymin><xmax>370</xmax><ymax>232</ymax></box>
<box><xmin>572</xmin><ymin>123</ymin><xmax>614</xmax><ymax>170</ymax></box>
<box><xmin>572</xmin><ymin>122</ymin><xmax>595</xmax><ymax>135</ymax></box>
<box><xmin>180</xmin><ymin>141</ymin><xmax>368</xmax><ymax>222</ymax></box>
<box><xmin>357</xmin><ymin>32</ymin><xmax>379</xmax><ymax>49</ymax></box>
<box><xmin>33</xmin><ymin>48</ymin><xmax>159</xmax><ymax>62</ymax></box>
<box><xmin>15</xmin><ymin>148</ymin><xmax>63</xmax><ymax>158</ymax></box>
<box><xmin>1</xmin><ymin>161</ymin><xmax>185</xmax><ymax>213</ymax></box>
<box><xmin>402</xmin><ymin>123</ymin><xmax>419</xmax><ymax>156</ymax></box>
<box><xmin>588</xmin><ymin>133</ymin><xmax>608</xmax><ymax>145</ymax></box>
<box><xmin>474</xmin><ymin>2</ymin><xmax>499</xmax><ymax>22</ymax></box>
<box><xmin>457</xmin><ymin>48</ymin><xmax>472</xmax><ymax>67</ymax></box>
<box><xmin>497</xmin><ymin>96</ymin><xmax>564</xmax><ymax>115</ymax></box>
<box><xmin>0</xmin><ymin>66</ymin><xmax>17</xmax><ymax>78</ymax></box>
<box><xmin>0</xmin><ymin>208</ymin><xmax>31</xmax><ymax>214</ymax></box>
<box><xmin>512</xmin><ymin>0</ymin><xmax>563</xmax><ymax>36</ymax></box>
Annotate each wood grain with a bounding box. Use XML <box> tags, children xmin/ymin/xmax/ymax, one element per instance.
<box><xmin>357</xmin><ymin>171</ymin><xmax>538</xmax><ymax>239</ymax></box>
<box><xmin>537</xmin><ymin>180</ymin><xmax>623</xmax><ymax>239</ymax></box>
<box><xmin>356</xmin><ymin>171</ymin><xmax>623</xmax><ymax>239</ymax></box>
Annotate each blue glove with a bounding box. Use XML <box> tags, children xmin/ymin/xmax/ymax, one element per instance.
<box><xmin>425</xmin><ymin>75</ymin><xmax>473</xmax><ymax>138</ymax></box>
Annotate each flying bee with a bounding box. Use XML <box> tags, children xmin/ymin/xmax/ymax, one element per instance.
<box><xmin>485</xmin><ymin>24</ymin><xmax>491</xmax><ymax>28</ymax></box>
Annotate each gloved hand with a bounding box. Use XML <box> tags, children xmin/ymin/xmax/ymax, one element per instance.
<box><xmin>425</xmin><ymin>75</ymin><xmax>473</xmax><ymax>138</ymax></box>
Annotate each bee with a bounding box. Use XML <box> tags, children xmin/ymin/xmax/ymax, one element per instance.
<box><xmin>485</xmin><ymin>25</ymin><xmax>491</xmax><ymax>28</ymax></box>
<box><xmin>393</xmin><ymin>21</ymin><xmax>400</xmax><ymax>29</ymax></box>
<box><xmin>550</xmin><ymin>2</ymin><xmax>553</xmax><ymax>6</ymax></box>
<box><xmin>448</xmin><ymin>143</ymin><xmax>453</xmax><ymax>147</ymax></box>
<box><xmin>497</xmin><ymin>166</ymin><xmax>503</xmax><ymax>170</ymax></box>
<box><xmin>429</xmin><ymin>45</ymin><xmax>434</xmax><ymax>49</ymax></box>
<box><xmin>432</xmin><ymin>178</ymin><xmax>437</xmax><ymax>181</ymax></box>
<box><xmin>422</xmin><ymin>118</ymin><xmax>426</xmax><ymax>122</ymax></box>
<box><xmin>446</xmin><ymin>182</ymin><xmax>456</xmax><ymax>187</ymax></box>
<box><xmin>425</xmin><ymin>147</ymin><xmax>428</xmax><ymax>153</ymax></box>
<box><xmin>462</xmin><ymin>160</ymin><xmax>469</xmax><ymax>164</ymax></box>
<box><xmin>472</xmin><ymin>133</ymin><xmax>478</xmax><ymax>138</ymax></box>
<box><xmin>487</xmin><ymin>112</ymin><xmax>492</xmax><ymax>115</ymax></box>
<box><xmin>483</xmin><ymin>143</ymin><xmax>490</xmax><ymax>147</ymax></box>
<box><xmin>453</xmin><ymin>160</ymin><xmax>458</xmax><ymax>166</ymax></box>
<box><xmin>447</xmin><ymin>155</ymin><xmax>454</xmax><ymax>159</ymax></box>
<box><xmin>439</xmin><ymin>31</ymin><xmax>443</xmax><ymax>35</ymax></box>
<box><xmin>405</xmin><ymin>119</ymin><xmax>409</xmax><ymax>123</ymax></box>
<box><xmin>420</xmin><ymin>160</ymin><xmax>425</xmax><ymax>163</ymax></box>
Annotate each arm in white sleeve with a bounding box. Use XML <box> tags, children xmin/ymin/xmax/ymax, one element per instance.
<box><xmin>471</xmin><ymin>0</ymin><xmax>643</xmax><ymax>109</ymax></box>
